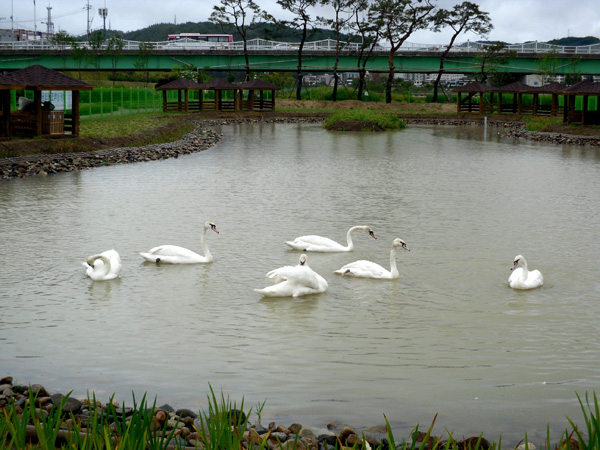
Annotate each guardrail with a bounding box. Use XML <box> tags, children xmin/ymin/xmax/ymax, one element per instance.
<box><xmin>1</xmin><ymin>37</ymin><xmax>600</xmax><ymax>55</ymax></box>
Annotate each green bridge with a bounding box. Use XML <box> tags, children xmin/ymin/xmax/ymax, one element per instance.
<box><xmin>2</xmin><ymin>38</ymin><xmax>600</xmax><ymax>75</ymax></box>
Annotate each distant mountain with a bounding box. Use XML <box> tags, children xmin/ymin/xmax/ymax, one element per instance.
<box><xmin>112</xmin><ymin>21</ymin><xmax>342</xmax><ymax>43</ymax></box>
<box><xmin>548</xmin><ymin>36</ymin><xmax>600</xmax><ymax>46</ymax></box>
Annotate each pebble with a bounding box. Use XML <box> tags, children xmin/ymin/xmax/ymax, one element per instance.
<box><xmin>0</xmin><ymin>375</ymin><xmax>498</xmax><ymax>450</ymax></box>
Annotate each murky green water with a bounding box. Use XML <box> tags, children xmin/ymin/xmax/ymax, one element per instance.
<box><xmin>1</xmin><ymin>122</ymin><xmax>600</xmax><ymax>443</ymax></box>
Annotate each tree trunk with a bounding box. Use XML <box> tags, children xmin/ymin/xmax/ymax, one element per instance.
<box><xmin>357</xmin><ymin>68</ymin><xmax>365</xmax><ymax>101</ymax></box>
<box><xmin>332</xmin><ymin>70</ymin><xmax>339</xmax><ymax>101</ymax></box>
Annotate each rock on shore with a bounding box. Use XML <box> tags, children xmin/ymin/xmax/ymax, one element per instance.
<box><xmin>1</xmin><ymin>116</ymin><xmax>597</xmax><ymax>180</ymax></box>
<box><xmin>0</xmin><ymin>375</ymin><xmax>499</xmax><ymax>450</ymax></box>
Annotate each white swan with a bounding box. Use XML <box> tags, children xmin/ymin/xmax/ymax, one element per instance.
<box><xmin>139</xmin><ymin>221</ymin><xmax>219</xmax><ymax>264</ymax></box>
<box><xmin>334</xmin><ymin>238</ymin><xmax>410</xmax><ymax>279</ymax></box>
<box><xmin>254</xmin><ymin>254</ymin><xmax>329</xmax><ymax>297</ymax></box>
<box><xmin>508</xmin><ymin>254</ymin><xmax>543</xmax><ymax>289</ymax></box>
<box><xmin>285</xmin><ymin>225</ymin><xmax>376</xmax><ymax>252</ymax></box>
<box><xmin>82</xmin><ymin>249</ymin><xmax>122</xmax><ymax>281</ymax></box>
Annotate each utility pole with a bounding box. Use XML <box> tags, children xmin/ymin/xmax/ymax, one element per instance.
<box><xmin>41</xmin><ymin>6</ymin><xmax>54</xmax><ymax>36</ymax></box>
<box><xmin>86</xmin><ymin>0</ymin><xmax>92</xmax><ymax>39</ymax></box>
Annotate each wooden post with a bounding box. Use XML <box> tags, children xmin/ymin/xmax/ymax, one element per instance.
<box><xmin>34</xmin><ymin>89</ymin><xmax>42</xmax><ymax>136</ymax></box>
<box><xmin>456</xmin><ymin>92</ymin><xmax>461</xmax><ymax>113</ymax></box>
<box><xmin>497</xmin><ymin>93</ymin><xmax>502</xmax><ymax>114</ymax></box>
<box><xmin>72</xmin><ymin>90</ymin><xmax>81</xmax><ymax>136</ymax></box>
<box><xmin>2</xmin><ymin>90</ymin><xmax>12</xmax><ymax>139</ymax></box>
<box><xmin>199</xmin><ymin>89</ymin><xmax>204</xmax><ymax>110</ymax></box>
<box><xmin>271</xmin><ymin>89</ymin><xmax>276</xmax><ymax>111</ymax></box>
<box><xmin>184</xmin><ymin>89</ymin><xmax>189</xmax><ymax>112</ymax></box>
<box><xmin>162</xmin><ymin>90</ymin><xmax>167</xmax><ymax>112</ymax></box>
<box><xmin>533</xmin><ymin>93</ymin><xmax>539</xmax><ymax>115</ymax></box>
<box><xmin>582</xmin><ymin>94</ymin><xmax>589</xmax><ymax>125</ymax></box>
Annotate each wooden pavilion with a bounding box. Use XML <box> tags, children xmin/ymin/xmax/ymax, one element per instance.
<box><xmin>0</xmin><ymin>74</ymin><xmax>25</xmax><ymax>140</ymax></box>
<box><xmin>195</xmin><ymin>79</ymin><xmax>238</xmax><ymax>111</ymax></box>
<box><xmin>6</xmin><ymin>64</ymin><xmax>93</xmax><ymax>137</ymax></box>
<box><xmin>455</xmin><ymin>82</ymin><xmax>492</xmax><ymax>114</ymax></box>
<box><xmin>155</xmin><ymin>78</ymin><xmax>203</xmax><ymax>112</ymax></box>
<box><xmin>532</xmin><ymin>82</ymin><xmax>565</xmax><ymax>116</ymax></box>
<box><xmin>562</xmin><ymin>80</ymin><xmax>600</xmax><ymax>125</ymax></box>
<box><xmin>491</xmin><ymin>81</ymin><xmax>531</xmax><ymax>114</ymax></box>
<box><xmin>237</xmin><ymin>79</ymin><xmax>281</xmax><ymax>111</ymax></box>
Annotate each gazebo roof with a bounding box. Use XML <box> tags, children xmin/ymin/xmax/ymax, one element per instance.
<box><xmin>7</xmin><ymin>65</ymin><xmax>93</xmax><ymax>90</ymax></box>
<box><xmin>453</xmin><ymin>81</ymin><xmax>491</xmax><ymax>92</ymax></box>
<box><xmin>237</xmin><ymin>79</ymin><xmax>281</xmax><ymax>90</ymax></box>
<box><xmin>197</xmin><ymin>79</ymin><xmax>238</xmax><ymax>90</ymax></box>
<box><xmin>535</xmin><ymin>82</ymin><xmax>566</xmax><ymax>93</ymax></box>
<box><xmin>155</xmin><ymin>78</ymin><xmax>201</xmax><ymax>90</ymax></box>
<box><xmin>492</xmin><ymin>81</ymin><xmax>531</xmax><ymax>92</ymax></box>
<box><xmin>563</xmin><ymin>80</ymin><xmax>600</xmax><ymax>95</ymax></box>
<box><xmin>0</xmin><ymin>73</ymin><xmax>25</xmax><ymax>90</ymax></box>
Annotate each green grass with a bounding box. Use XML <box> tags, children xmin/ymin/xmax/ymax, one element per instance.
<box><xmin>522</xmin><ymin>116</ymin><xmax>564</xmax><ymax>132</ymax></box>
<box><xmin>324</xmin><ymin>109</ymin><xmax>407</xmax><ymax>131</ymax></box>
<box><xmin>79</xmin><ymin>111</ymin><xmax>192</xmax><ymax>139</ymax></box>
<box><xmin>4</xmin><ymin>389</ymin><xmax>600</xmax><ymax>450</ymax></box>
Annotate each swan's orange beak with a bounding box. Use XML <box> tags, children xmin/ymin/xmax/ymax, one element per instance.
<box><xmin>369</xmin><ymin>230</ymin><xmax>377</xmax><ymax>239</ymax></box>
<box><xmin>211</xmin><ymin>224</ymin><xmax>220</xmax><ymax>234</ymax></box>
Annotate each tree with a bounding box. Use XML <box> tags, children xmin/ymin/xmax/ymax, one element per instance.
<box><xmin>50</xmin><ymin>31</ymin><xmax>77</xmax><ymax>70</ymax></box>
<box><xmin>537</xmin><ymin>49</ymin><xmax>559</xmax><ymax>84</ymax></box>
<box><xmin>210</xmin><ymin>0</ymin><xmax>272</xmax><ymax>81</ymax></box>
<box><xmin>276</xmin><ymin>0</ymin><xmax>319</xmax><ymax>100</ymax></box>
<box><xmin>318</xmin><ymin>0</ymin><xmax>355</xmax><ymax>101</ymax></box>
<box><xmin>431</xmin><ymin>1</ymin><xmax>492</xmax><ymax>102</ymax></box>
<box><xmin>473</xmin><ymin>42</ymin><xmax>515</xmax><ymax>85</ymax></box>
<box><xmin>134</xmin><ymin>41</ymin><xmax>154</xmax><ymax>87</ymax></box>
<box><xmin>106</xmin><ymin>34</ymin><xmax>125</xmax><ymax>85</ymax></box>
<box><xmin>347</xmin><ymin>0</ymin><xmax>381</xmax><ymax>101</ymax></box>
<box><xmin>87</xmin><ymin>30</ymin><xmax>106</xmax><ymax>76</ymax></box>
<box><xmin>368</xmin><ymin>0</ymin><xmax>437</xmax><ymax>103</ymax></box>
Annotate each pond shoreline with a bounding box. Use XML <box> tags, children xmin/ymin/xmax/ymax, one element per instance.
<box><xmin>1</xmin><ymin>116</ymin><xmax>599</xmax><ymax>180</ymax></box>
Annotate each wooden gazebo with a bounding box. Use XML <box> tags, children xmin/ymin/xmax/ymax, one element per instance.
<box><xmin>532</xmin><ymin>82</ymin><xmax>566</xmax><ymax>116</ymax></box>
<box><xmin>7</xmin><ymin>64</ymin><xmax>93</xmax><ymax>137</ymax></box>
<box><xmin>155</xmin><ymin>78</ymin><xmax>202</xmax><ymax>112</ymax></box>
<box><xmin>0</xmin><ymin>74</ymin><xmax>25</xmax><ymax>140</ymax></box>
<box><xmin>197</xmin><ymin>79</ymin><xmax>239</xmax><ymax>111</ymax></box>
<box><xmin>237</xmin><ymin>79</ymin><xmax>281</xmax><ymax>111</ymax></box>
<box><xmin>491</xmin><ymin>81</ymin><xmax>531</xmax><ymax>114</ymax></box>
<box><xmin>454</xmin><ymin>82</ymin><xmax>492</xmax><ymax>114</ymax></box>
<box><xmin>562</xmin><ymin>80</ymin><xmax>600</xmax><ymax>125</ymax></box>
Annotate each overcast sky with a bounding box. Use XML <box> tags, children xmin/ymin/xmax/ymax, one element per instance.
<box><xmin>3</xmin><ymin>0</ymin><xmax>600</xmax><ymax>45</ymax></box>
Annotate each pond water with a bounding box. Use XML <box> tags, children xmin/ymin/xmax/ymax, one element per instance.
<box><xmin>1</xmin><ymin>122</ymin><xmax>600</xmax><ymax>444</ymax></box>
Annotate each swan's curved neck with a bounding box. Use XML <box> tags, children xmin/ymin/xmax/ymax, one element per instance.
<box><xmin>389</xmin><ymin>247</ymin><xmax>399</xmax><ymax>279</ymax></box>
<box><xmin>201</xmin><ymin>227</ymin><xmax>212</xmax><ymax>260</ymax></box>
<box><xmin>345</xmin><ymin>227</ymin><xmax>361</xmax><ymax>250</ymax></box>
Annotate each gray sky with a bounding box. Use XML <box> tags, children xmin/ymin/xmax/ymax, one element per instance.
<box><xmin>3</xmin><ymin>0</ymin><xmax>600</xmax><ymax>45</ymax></box>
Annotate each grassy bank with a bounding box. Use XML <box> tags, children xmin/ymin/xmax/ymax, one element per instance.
<box><xmin>1</xmin><ymin>385</ymin><xmax>599</xmax><ymax>450</ymax></box>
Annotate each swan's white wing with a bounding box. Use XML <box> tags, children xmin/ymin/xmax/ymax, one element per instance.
<box><xmin>285</xmin><ymin>235</ymin><xmax>345</xmax><ymax>252</ymax></box>
<box><xmin>334</xmin><ymin>260</ymin><xmax>390</xmax><ymax>279</ymax></box>
<box><xmin>140</xmin><ymin>245</ymin><xmax>207</xmax><ymax>263</ymax></box>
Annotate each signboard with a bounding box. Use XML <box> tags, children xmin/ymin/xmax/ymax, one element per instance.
<box><xmin>41</xmin><ymin>91</ymin><xmax>72</xmax><ymax>110</ymax></box>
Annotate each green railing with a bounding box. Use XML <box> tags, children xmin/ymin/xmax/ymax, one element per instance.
<box><xmin>11</xmin><ymin>86</ymin><xmax>245</xmax><ymax>118</ymax></box>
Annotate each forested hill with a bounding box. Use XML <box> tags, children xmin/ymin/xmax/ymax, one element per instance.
<box><xmin>547</xmin><ymin>36</ymin><xmax>600</xmax><ymax>46</ymax></box>
<box><xmin>116</xmin><ymin>21</ymin><xmax>341</xmax><ymax>42</ymax></box>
